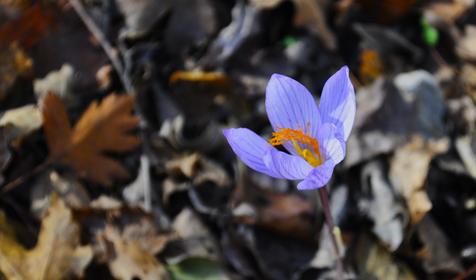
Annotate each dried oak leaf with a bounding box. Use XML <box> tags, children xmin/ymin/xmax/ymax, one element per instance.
<box><xmin>0</xmin><ymin>198</ymin><xmax>93</xmax><ymax>280</ymax></box>
<box><xmin>99</xmin><ymin>226</ymin><xmax>169</xmax><ymax>280</ymax></box>
<box><xmin>43</xmin><ymin>93</ymin><xmax>140</xmax><ymax>186</ymax></box>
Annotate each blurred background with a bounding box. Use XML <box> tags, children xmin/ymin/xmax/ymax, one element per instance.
<box><xmin>0</xmin><ymin>0</ymin><xmax>475</xmax><ymax>279</ymax></box>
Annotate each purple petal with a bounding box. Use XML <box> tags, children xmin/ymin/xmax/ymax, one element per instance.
<box><xmin>223</xmin><ymin>128</ymin><xmax>283</xmax><ymax>178</ymax></box>
<box><xmin>263</xmin><ymin>148</ymin><xmax>313</xmax><ymax>180</ymax></box>
<box><xmin>317</xmin><ymin>123</ymin><xmax>346</xmax><ymax>164</ymax></box>
<box><xmin>319</xmin><ymin>66</ymin><xmax>356</xmax><ymax>141</ymax></box>
<box><xmin>297</xmin><ymin>160</ymin><xmax>335</xmax><ymax>190</ymax></box>
<box><xmin>265</xmin><ymin>74</ymin><xmax>321</xmax><ymax>154</ymax></box>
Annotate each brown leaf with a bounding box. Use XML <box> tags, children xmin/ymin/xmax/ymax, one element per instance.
<box><xmin>0</xmin><ymin>42</ymin><xmax>33</xmax><ymax>98</ymax></box>
<box><xmin>74</xmin><ymin>200</ymin><xmax>173</xmax><ymax>279</ymax></box>
<box><xmin>359</xmin><ymin>49</ymin><xmax>383</xmax><ymax>85</ymax></box>
<box><xmin>74</xmin><ymin>199</ymin><xmax>173</xmax><ymax>260</ymax></box>
<box><xmin>234</xmin><ymin>190</ymin><xmax>314</xmax><ymax>241</ymax></box>
<box><xmin>99</xmin><ymin>226</ymin><xmax>169</xmax><ymax>280</ymax></box>
<box><xmin>43</xmin><ymin>93</ymin><xmax>141</xmax><ymax>186</ymax></box>
<box><xmin>0</xmin><ymin>3</ymin><xmax>56</xmax><ymax>49</ymax></box>
<box><xmin>0</xmin><ymin>198</ymin><xmax>93</xmax><ymax>280</ymax></box>
<box><xmin>389</xmin><ymin>136</ymin><xmax>449</xmax><ymax>224</ymax></box>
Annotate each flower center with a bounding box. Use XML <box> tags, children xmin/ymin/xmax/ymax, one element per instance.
<box><xmin>269</xmin><ymin>128</ymin><xmax>323</xmax><ymax>167</ymax></box>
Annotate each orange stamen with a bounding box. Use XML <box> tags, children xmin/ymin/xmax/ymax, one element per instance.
<box><xmin>269</xmin><ymin>128</ymin><xmax>323</xmax><ymax>166</ymax></box>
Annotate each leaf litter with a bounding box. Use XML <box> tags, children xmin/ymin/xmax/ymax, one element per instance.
<box><xmin>0</xmin><ymin>0</ymin><xmax>476</xmax><ymax>279</ymax></box>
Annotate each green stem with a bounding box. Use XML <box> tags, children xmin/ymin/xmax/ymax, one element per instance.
<box><xmin>318</xmin><ymin>186</ymin><xmax>344</xmax><ymax>280</ymax></box>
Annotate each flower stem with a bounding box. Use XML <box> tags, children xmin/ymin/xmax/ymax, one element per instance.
<box><xmin>318</xmin><ymin>186</ymin><xmax>344</xmax><ymax>280</ymax></box>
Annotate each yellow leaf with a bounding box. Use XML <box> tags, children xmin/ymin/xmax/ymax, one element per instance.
<box><xmin>0</xmin><ymin>198</ymin><xmax>93</xmax><ymax>279</ymax></box>
<box><xmin>43</xmin><ymin>93</ymin><xmax>141</xmax><ymax>186</ymax></box>
<box><xmin>169</xmin><ymin>70</ymin><xmax>230</xmax><ymax>88</ymax></box>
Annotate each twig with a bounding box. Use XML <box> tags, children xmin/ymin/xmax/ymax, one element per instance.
<box><xmin>318</xmin><ymin>186</ymin><xmax>344</xmax><ymax>280</ymax></box>
<box><xmin>2</xmin><ymin>159</ymin><xmax>52</xmax><ymax>193</ymax></box>
<box><xmin>69</xmin><ymin>0</ymin><xmax>135</xmax><ymax>95</ymax></box>
<box><xmin>453</xmin><ymin>263</ymin><xmax>476</xmax><ymax>280</ymax></box>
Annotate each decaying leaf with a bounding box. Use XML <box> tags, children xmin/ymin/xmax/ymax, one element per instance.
<box><xmin>234</xmin><ymin>190</ymin><xmax>314</xmax><ymax>241</ymax></box>
<box><xmin>457</xmin><ymin>25</ymin><xmax>476</xmax><ymax>62</ymax></box>
<box><xmin>42</xmin><ymin>93</ymin><xmax>141</xmax><ymax>186</ymax></box>
<box><xmin>460</xmin><ymin>63</ymin><xmax>476</xmax><ymax>103</ymax></box>
<box><xmin>0</xmin><ymin>104</ymin><xmax>42</xmax><ymax>141</ymax></box>
<box><xmin>425</xmin><ymin>1</ymin><xmax>469</xmax><ymax>23</ymax></box>
<box><xmin>31</xmin><ymin>171</ymin><xmax>90</xmax><ymax>218</ymax></box>
<box><xmin>0</xmin><ymin>3</ymin><xmax>55</xmax><ymax>49</ymax></box>
<box><xmin>354</xmin><ymin>233</ymin><xmax>417</xmax><ymax>280</ymax></box>
<box><xmin>0</xmin><ymin>198</ymin><xmax>93</xmax><ymax>279</ymax></box>
<box><xmin>99</xmin><ymin>226</ymin><xmax>169</xmax><ymax>280</ymax></box>
<box><xmin>390</xmin><ymin>136</ymin><xmax>449</xmax><ymax>224</ymax></box>
<box><xmin>0</xmin><ymin>42</ymin><xmax>32</xmax><ymax>98</ymax></box>
<box><xmin>34</xmin><ymin>64</ymin><xmax>74</xmax><ymax>103</ymax></box>
<box><xmin>74</xmin><ymin>198</ymin><xmax>173</xmax><ymax>260</ymax></box>
<box><xmin>172</xmin><ymin>208</ymin><xmax>220</xmax><ymax>260</ymax></box>
<box><xmin>165</xmin><ymin>153</ymin><xmax>230</xmax><ymax>187</ymax></box>
<box><xmin>359</xmin><ymin>49</ymin><xmax>383</xmax><ymax>84</ymax></box>
<box><xmin>169</xmin><ymin>70</ymin><xmax>230</xmax><ymax>87</ymax></box>
<box><xmin>360</xmin><ymin>160</ymin><xmax>407</xmax><ymax>251</ymax></box>
<box><xmin>416</xmin><ymin>215</ymin><xmax>463</xmax><ymax>274</ymax></box>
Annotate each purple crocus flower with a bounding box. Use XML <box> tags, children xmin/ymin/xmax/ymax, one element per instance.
<box><xmin>223</xmin><ymin>66</ymin><xmax>355</xmax><ymax>190</ymax></box>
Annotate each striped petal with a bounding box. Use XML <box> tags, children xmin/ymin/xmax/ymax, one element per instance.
<box><xmin>297</xmin><ymin>160</ymin><xmax>335</xmax><ymax>190</ymax></box>
<box><xmin>263</xmin><ymin>148</ymin><xmax>313</xmax><ymax>180</ymax></box>
<box><xmin>317</xmin><ymin>123</ymin><xmax>346</xmax><ymax>165</ymax></box>
<box><xmin>319</xmin><ymin>66</ymin><xmax>356</xmax><ymax>141</ymax></box>
<box><xmin>223</xmin><ymin>128</ymin><xmax>283</xmax><ymax>178</ymax></box>
<box><xmin>266</xmin><ymin>74</ymin><xmax>321</xmax><ymax>154</ymax></box>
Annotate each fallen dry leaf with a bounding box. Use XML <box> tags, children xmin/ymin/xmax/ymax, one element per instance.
<box><xmin>99</xmin><ymin>226</ymin><xmax>169</xmax><ymax>280</ymax></box>
<box><xmin>389</xmin><ymin>136</ymin><xmax>449</xmax><ymax>224</ymax></box>
<box><xmin>0</xmin><ymin>198</ymin><xmax>93</xmax><ymax>280</ymax></box>
<box><xmin>0</xmin><ymin>3</ymin><xmax>54</xmax><ymax>48</ymax></box>
<box><xmin>0</xmin><ymin>3</ymin><xmax>55</xmax><ymax>49</ymax></box>
<box><xmin>359</xmin><ymin>49</ymin><xmax>384</xmax><ymax>84</ymax></box>
<box><xmin>234</xmin><ymin>190</ymin><xmax>314</xmax><ymax>241</ymax></box>
<box><xmin>169</xmin><ymin>70</ymin><xmax>230</xmax><ymax>87</ymax></box>
<box><xmin>0</xmin><ymin>104</ymin><xmax>42</xmax><ymax>141</ymax></box>
<box><xmin>0</xmin><ymin>42</ymin><xmax>33</xmax><ymax>98</ymax></box>
<box><xmin>74</xmin><ymin>199</ymin><xmax>173</xmax><ymax>261</ymax></box>
<box><xmin>42</xmin><ymin>93</ymin><xmax>141</xmax><ymax>186</ymax></box>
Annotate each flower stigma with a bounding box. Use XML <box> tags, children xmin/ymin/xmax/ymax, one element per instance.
<box><xmin>269</xmin><ymin>128</ymin><xmax>323</xmax><ymax>167</ymax></box>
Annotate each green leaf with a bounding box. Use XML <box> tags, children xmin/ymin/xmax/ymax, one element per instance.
<box><xmin>167</xmin><ymin>257</ymin><xmax>228</xmax><ymax>280</ymax></box>
<box><xmin>421</xmin><ymin>19</ymin><xmax>439</xmax><ymax>47</ymax></box>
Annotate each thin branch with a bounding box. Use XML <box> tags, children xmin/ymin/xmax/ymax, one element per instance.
<box><xmin>2</xmin><ymin>159</ymin><xmax>53</xmax><ymax>193</ymax></box>
<box><xmin>69</xmin><ymin>0</ymin><xmax>135</xmax><ymax>95</ymax></box>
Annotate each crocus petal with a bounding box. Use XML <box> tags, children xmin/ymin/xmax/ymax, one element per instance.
<box><xmin>266</xmin><ymin>74</ymin><xmax>321</xmax><ymax>146</ymax></box>
<box><xmin>319</xmin><ymin>66</ymin><xmax>356</xmax><ymax>141</ymax></box>
<box><xmin>297</xmin><ymin>160</ymin><xmax>335</xmax><ymax>190</ymax></box>
<box><xmin>317</xmin><ymin>123</ymin><xmax>346</xmax><ymax>164</ymax></box>
<box><xmin>223</xmin><ymin>128</ymin><xmax>283</xmax><ymax>178</ymax></box>
<box><xmin>263</xmin><ymin>148</ymin><xmax>313</xmax><ymax>180</ymax></box>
